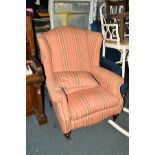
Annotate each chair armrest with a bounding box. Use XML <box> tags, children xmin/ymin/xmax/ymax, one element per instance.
<box><xmin>92</xmin><ymin>67</ymin><xmax>124</xmax><ymax>98</ymax></box>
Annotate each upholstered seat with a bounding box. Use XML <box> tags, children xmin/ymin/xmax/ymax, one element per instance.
<box><xmin>68</xmin><ymin>85</ymin><xmax>120</xmax><ymax>121</ymax></box>
<box><xmin>37</xmin><ymin>26</ymin><xmax>124</xmax><ymax>139</ymax></box>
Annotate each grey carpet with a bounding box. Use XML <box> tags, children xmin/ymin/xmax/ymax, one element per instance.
<box><xmin>26</xmin><ymin>87</ymin><xmax>129</xmax><ymax>155</ymax></box>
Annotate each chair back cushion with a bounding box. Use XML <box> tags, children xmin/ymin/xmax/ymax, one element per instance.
<box><xmin>54</xmin><ymin>71</ymin><xmax>98</xmax><ymax>94</ymax></box>
<box><xmin>44</xmin><ymin>26</ymin><xmax>91</xmax><ymax>72</ymax></box>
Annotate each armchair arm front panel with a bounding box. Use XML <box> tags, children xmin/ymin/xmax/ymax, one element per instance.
<box><xmin>46</xmin><ymin>77</ymin><xmax>66</xmax><ymax>103</ymax></box>
<box><xmin>92</xmin><ymin>67</ymin><xmax>124</xmax><ymax>98</ymax></box>
<box><xmin>46</xmin><ymin>77</ymin><xmax>71</xmax><ymax>133</ymax></box>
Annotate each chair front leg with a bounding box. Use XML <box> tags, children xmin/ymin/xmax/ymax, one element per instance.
<box><xmin>113</xmin><ymin>114</ymin><xmax>119</xmax><ymax>121</ymax></box>
<box><xmin>64</xmin><ymin>131</ymin><xmax>72</xmax><ymax>141</ymax></box>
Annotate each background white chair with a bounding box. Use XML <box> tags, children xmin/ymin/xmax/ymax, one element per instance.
<box><xmin>100</xmin><ymin>1</ymin><xmax>129</xmax><ymax>78</ymax></box>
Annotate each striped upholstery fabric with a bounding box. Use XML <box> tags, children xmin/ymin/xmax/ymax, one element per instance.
<box><xmin>54</xmin><ymin>71</ymin><xmax>98</xmax><ymax>94</ymax></box>
<box><xmin>70</xmin><ymin>105</ymin><xmax>122</xmax><ymax>130</ymax></box>
<box><xmin>37</xmin><ymin>26</ymin><xmax>124</xmax><ymax>134</ymax></box>
<box><xmin>92</xmin><ymin>67</ymin><xmax>124</xmax><ymax>102</ymax></box>
<box><xmin>43</xmin><ymin>26</ymin><xmax>91</xmax><ymax>72</ymax></box>
<box><xmin>87</xmin><ymin>30</ymin><xmax>103</xmax><ymax>67</ymax></box>
<box><xmin>68</xmin><ymin>85</ymin><xmax>122</xmax><ymax>120</ymax></box>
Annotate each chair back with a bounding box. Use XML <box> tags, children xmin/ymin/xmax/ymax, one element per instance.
<box><xmin>100</xmin><ymin>0</ymin><xmax>128</xmax><ymax>45</ymax></box>
<box><xmin>107</xmin><ymin>0</ymin><xmax>129</xmax><ymax>37</ymax></box>
<box><xmin>106</xmin><ymin>0</ymin><xmax>126</xmax><ymax>15</ymax></box>
<box><xmin>100</xmin><ymin>3</ymin><xmax>120</xmax><ymax>45</ymax></box>
<box><xmin>40</xmin><ymin>26</ymin><xmax>102</xmax><ymax>72</ymax></box>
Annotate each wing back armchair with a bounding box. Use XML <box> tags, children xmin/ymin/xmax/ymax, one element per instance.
<box><xmin>37</xmin><ymin>26</ymin><xmax>124</xmax><ymax>139</ymax></box>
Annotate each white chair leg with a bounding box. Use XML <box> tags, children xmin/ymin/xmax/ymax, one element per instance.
<box><xmin>121</xmin><ymin>49</ymin><xmax>127</xmax><ymax>78</ymax></box>
<box><xmin>102</xmin><ymin>41</ymin><xmax>106</xmax><ymax>57</ymax></box>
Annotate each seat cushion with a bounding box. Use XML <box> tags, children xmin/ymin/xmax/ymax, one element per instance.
<box><xmin>67</xmin><ymin>85</ymin><xmax>119</xmax><ymax>120</ymax></box>
<box><xmin>54</xmin><ymin>71</ymin><xmax>98</xmax><ymax>94</ymax></box>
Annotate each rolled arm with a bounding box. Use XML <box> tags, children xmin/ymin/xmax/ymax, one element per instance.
<box><xmin>46</xmin><ymin>77</ymin><xmax>64</xmax><ymax>102</ymax></box>
<box><xmin>92</xmin><ymin>67</ymin><xmax>124</xmax><ymax>98</ymax></box>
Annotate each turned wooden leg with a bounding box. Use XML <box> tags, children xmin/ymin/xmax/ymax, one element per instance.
<box><xmin>64</xmin><ymin>131</ymin><xmax>72</xmax><ymax>141</ymax></box>
<box><xmin>113</xmin><ymin>114</ymin><xmax>119</xmax><ymax>121</ymax></box>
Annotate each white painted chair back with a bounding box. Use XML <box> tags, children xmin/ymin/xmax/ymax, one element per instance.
<box><xmin>100</xmin><ymin>2</ymin><xmax>129</xmax><ymax>78</ymax></box>
<box><xmin>100</xmin><ymin>3</ymin><xmax>120</xmax><ymax>46</ymax></box>
<box><xmin>109</xmin><ymin>1</ymin><xmax>129</xmax><ymax>37</ymax></box>
<box><xmin>110</xmin><ymin>5</ymin><xmax>123</xmax><ymax>15</ymax></box>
